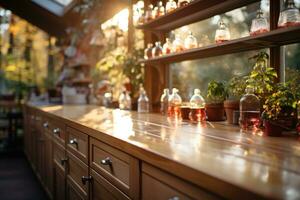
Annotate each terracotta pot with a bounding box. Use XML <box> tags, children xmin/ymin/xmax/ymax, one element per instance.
<box><xmin>205</xmin><ymin>103</ymin><xmax>225</xmax><ymax>121</ymax></box>
<box><xmin>264</xmin><ymin>120</ymin><xmax>284</xmax><ymax>137</ymax></box>
<box><xmin>224</xmin><ymin>100</ymin><xmax>239</xmax><ymax>124</ymax></box>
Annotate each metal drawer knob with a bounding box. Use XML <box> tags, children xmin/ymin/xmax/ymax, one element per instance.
<box><xmin>81</xmin><ymin>176</ymin><xmax>92</xmax><ymax>185</ymax></box>
<box><xmin>101</xmin><ymin>157</ymin><xmax>112</xmax><ymax>166</ymax></box>
<box><xmin>43</xmin><ymin>122</ymin><xmax>49</xmax><ymax>128</ymax></box>
<box><xmin>53</xmin><ymin>128</ymin><xmax>60</xmax><ymax>135</ymax></box>
<box><xmin>69</xmin><ymin>138</ymin><xmax>78</xmax><ymax>148</ymax></box>
<box><xmin>60</xmin><ymin>158</ymin><xmax>68</xmax><ymax>166</ymax></box>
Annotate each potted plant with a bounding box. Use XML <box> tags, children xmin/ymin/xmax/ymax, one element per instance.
<box><xmin>206</xmin><ymin>80</ymin><xmax>227</xmax><ymax>121</ymax></box>
<box><xmin>262</xmin><ymin>83</ymin><xmax>299</xmax><ymax>136</ymax></box>
<box><xmin>224</xmin><ymin>76</ymin><xmax>247</xmax><ymax>124</ymax></box>
<box><xmin>246</xmin><ymin>52</ymin><xmax>277</xmax><ymax>101</ymax></box>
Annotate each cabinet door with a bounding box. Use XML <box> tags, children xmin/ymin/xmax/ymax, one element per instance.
<box><xmin>66</xmin><ymin>179</ymin><xmax>87</xmax><ymax>200</ymax></box>
<box><xmin>90</xmin><ymin>170</ymin><xmax>130</xmax><ymax>200</ymax></box>
<box><xmin>53</xmin><ymin>162</ymin><xmax>66</xmax><ymax>200</ymax></box>
<box><xmin>45</xmin><ymin>133</ymin><xmax>53</xmax><ymax>197</ymax></box>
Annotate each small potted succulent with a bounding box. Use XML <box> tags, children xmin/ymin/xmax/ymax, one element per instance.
<box><xmin>224</xmin><ymin>76</ymin><xmax>247</xmax><ymax>124</ymax></box>
<box><xmin>262</xmin><ymin>83</ymin><xmax>299</xmax><ymax>136</ymax></box>
<box><xmin>206</xmin><ymin>80</ymin><xmax>227</xmax><ymax>121</ymax></box>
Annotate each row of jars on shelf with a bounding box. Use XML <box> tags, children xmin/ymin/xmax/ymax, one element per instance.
<box><xmin>143</xmin><ymin>0</ymin><xmax>300</xmax><ymax>59</ymax></box>
<box><xmin>139</xmin><ymin>0</ymin><xmax>300</xmax><ymax>28</ymax></box>
<box><xmin>138</xmin><ymin>0</ymin><xmax>193</xmax><ymax>24</ymax></box>
<box><xmin>160</xmin><ymin>87</ymin><xmax>260</xmax><ymax>131</ymax></box>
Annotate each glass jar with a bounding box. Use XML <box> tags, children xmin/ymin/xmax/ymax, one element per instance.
<box><xmin>163</xmin><ymin>38</ymin><xmax>173</xmax><ymax>55</ymax></box>
<box><xmin>152</xmin><ymin>41</ymin><xmax>163</xmax><ymax>57</ymax></box>
<box><xmin>184</xmin><ymin>32</ymin><xmax>198</xmax><ymax>50</ymax></box>
<box><xmin>178</xmin><ymin>0</ymin><xmax>190</xmax><ymax>7</ymax></box>
<box><xmin>166</xmin><ymin>0</ymin><xmax>177</xmax><ymax>13</ymax></box>
<box><xmin>157</xmin><ymin>1</ymin><xmax>165</xmax><ymax>17</ymax></box>
<box><xmin>239</xmin><ymin>87</ymin><xmax>260</xmax><ymax>131</ymax></box>
<box><xmin>250</xmin><ymin>9</ymin><xmax>269</xmax><ymax>36</ymax></box>
<box><xmin>160</xmin><ymin>88</ymin><xmax>170</xmax><ymax>115</ymax></box>
<box><xmin>119</xmin><ymin>90</ymin><xmax>132</xmax><ymax>110</ymax></box>
<box><xmin>189</xmin><ymin>89</ymin><xmax>206</xmax><ymax>122</ymax></box>
<box><xmin>172</xmin><ymin>36</ymin><xmax>184</xmax><ymax>53</ymax></box>
<box><xmin>138</xmin><ymin>87</ymin><xmax>149</xmax><ymax>113</ymax></box>
<box><xmin>145</xmin><ymin>4</ymin><xmax>154</xmax><ymax>22</ymax></box>
<box><xmin>152</xmin><ymin>6</ymin><xmax>159</xmax><ymax>19</ymax></box>
<box><xmin>168</xmin><ymin>88</ymin><xmax>182</xmax><ymax>118</ymax></box>
<box><xmin>144</xmin><ymin>43</ymin><xmax>153</xmax><ymax>59</ymax></box>
<box><xmin>278</xmin><ymin>0</ymin><xmax>300</xmax><ymax>28</ymax></box>
<box><xmin>215</xmin><ymin>19</ymin><xmax>230</xmax><ymax>44</ymax></box>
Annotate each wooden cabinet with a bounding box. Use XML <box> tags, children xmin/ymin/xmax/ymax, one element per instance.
<box><xmin>66</xmin><ymin>179</ymin><xmax>87</xmax><ymax>200</ymax></box>
<box><xmin>66</xmin><ymin>127</ymin><xmax>89</xmax><ymax>164</ymax></box>
<box><xmin>89</xmin><ymin>138</ymin><xmax>139</xmax><ymax>199</ymax></box>
<box><xmin>66</xmin><ymin>151</ymin><xmax>89</xmax><ymax>197</ymax></box>
<box><xmin>54</xmin><ymin>161</ymin><xmax>66</xmax><ymax>200</ymax></box>
<box><xmin>90</xmin><ymin>169</ymin><xmax>130</xmax><ymax>200</ymax></box>
<box><xmin>142</xmin><ymin>163</ymin><xmax>219</xmax><ymax>200</ymax></box>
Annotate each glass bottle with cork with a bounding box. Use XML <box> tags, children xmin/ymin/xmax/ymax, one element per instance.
<box><xmin>189</xmin><ymin>89</ymin><xmax>206</xmax><ymax>122</ymax></box>
<box><xmin>168</xmin><ymin>88</ymin><xmax>182</xmax><ymax>118</ymax></box>
<box><xmin>138</xmin><ymin>86</ymin><xmax>150</xmax><ymax>113</ymax></box>
<box><xmin>239</xmin><ymin>86</ymin><xmax>260</xmax><ymax>131</ymax></box>
<box><xmin>160</xmin><ymin>88</ymin><xmax>170</xmax><ymax>115</ymax></box>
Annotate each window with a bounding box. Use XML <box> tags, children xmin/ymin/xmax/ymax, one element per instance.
<box><xmin>170</xmin><ymin>1</ymin><xmax>269</xmax><ymax>100</ymax></box>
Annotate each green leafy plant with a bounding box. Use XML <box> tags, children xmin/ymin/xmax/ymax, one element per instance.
<box><xmin>226</xmin><ymin>76</ymin><xmax>247</xmax><ymax>100</ymax></box>
<box><xmin>94</xmin><ymin>47</ymin><xmax>144</xmax><ymax>100</ymax></box>
<box><xmin>246</xmin><ymin>52</ymin><xmax>278</xmax><ymax>99</ymax></box>
<box><xmin>207</xmin><ymin>80</ymin><xmax>227</xmax><ymax>103</ymax></box>
<box><xmin>262</xmin><ymin>83</ymin><xmax>298</xmax><ymax>121</ymax></box>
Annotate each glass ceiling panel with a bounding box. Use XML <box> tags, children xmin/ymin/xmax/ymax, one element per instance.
<box><xmin>52</xmin><ymin>0</ymin><xmax>74</xmax><ymax>6</ymax></box>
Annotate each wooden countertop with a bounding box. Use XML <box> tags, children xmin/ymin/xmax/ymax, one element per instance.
<box><xmin>29</xmin><ymin>104</ymin><xmax>300</xmax><ymax>199</ymax></box>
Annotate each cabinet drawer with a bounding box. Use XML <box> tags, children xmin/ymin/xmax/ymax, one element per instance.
<box><xmin>142</xmin><ymin>163</ymin><xmax>219</xmax><ymax>200</ymax></box>
<box><xmin>90</xmin><ymin>138</ymin><xmax>139</xmax><ymax>199</ymax></box>
<box><xmin>67</xmin><ymin>152</ymin><xmax>89</xmax><ymax>196</ymax></box>
<box><xmin>91</xmin><ymin>169</ymin><xmax>130</xmax><ymax>200</ymax></box>
<box><xmin>50</xmin><ymin>120</ymin><xmax>66</xmax><ymax>145</ymax></box>
<box><xmin>53</xmin><ymin>142</ymin><xmax>66</xmax><ymax>171</ymax></box>
<box><xmin>66</xmin><ymin>127</ymin><xmax>88</xmax><ymax>164</ymax></box>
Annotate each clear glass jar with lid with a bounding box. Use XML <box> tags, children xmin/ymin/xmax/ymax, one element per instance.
<box><xmin>144</xmin><ymin>43</ymin><xmax>153</xmax><ymax>59</ymax></box>
<box><xmin>138</xmin><ymin>87</ymin><xmax>149</xmax><ymax>113</ymax></box>
<box><xmin>250</xmin><ymin>9</ymin><xmax>269</xmax><ymax>36</ymax></box>
<box><xmin>215</xmin><ymin>19</ymin><xmax>230</xmax><ymax>44</ymax></box>
<box><xmin>184</xmin><ymin>32</ymin><xmax>198</xmax><ymax>50</ymax></box>
<box><xmin>172</xmin><ymin>36</ymin><xmax>184</xmax><ymax>53</ymax></box>
<box><xmin>166</xmin><ymin>0</ymin><xmax>177</xmax><ymax>13</ymax></box>
<box><xmin>278</xmin><ymin>0</ymin><xmax>300</xmax><ymax>28</ymax></box>
<box><xmin>168</xmin><ymin>88</ymin><xmax>182</xmax><ymax>118</ymax></box>
<box><xmin>239</xmin><ymin>86</ymin><xmax>260</xmax><ymax>131</ymax></box>
<box><xmin>152</xmin><ymin>41</ymin><xmax>163</xmax><ymax>57</ymax></box>
<box><xmin>163</xmin><ymin>38</ymin><xmax>173</xmax><ymax>55</ymax></box>
<box><xmin>160</xmin><ymin>88</ymin><xmax>170</xmax><ymax>115</ymax></box>
<box><xmin>189</xmin><ymin>89</ymin><xmax>206</xmax><ymax>122</ymax></box>
<box><xmin>119</xmin><ymin>90</ymin><xmax>132</xmax><ymax>110</ymax></box>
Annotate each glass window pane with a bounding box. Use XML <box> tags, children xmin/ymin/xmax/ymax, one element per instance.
<box><xmin>285</xmin><ymin>43</ymin><xmax>300</xmax><ymax>82</ymax></box>
<box><xmin>171</xmin><ymin>50</ymin><xmax>269</xmax><ymax>101</ymax></box>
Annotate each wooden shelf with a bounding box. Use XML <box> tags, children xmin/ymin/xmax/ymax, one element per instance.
<box><xmin>140</xmin><ymin>26</ymin><xmax>300</xmax><ymax>64</ymax></box>
<box><xmin>136</xmin><ymin>0</ymin><xmax>260</xmax><ymax>32</ymax></box>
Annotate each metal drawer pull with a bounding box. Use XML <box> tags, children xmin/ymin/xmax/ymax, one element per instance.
<box><xmin>43</xmin><ymin>122</ymin><xmax>49</xmax><ymax>128</ymax></box>
<box><xmin>81</xmin><ymin>176</ymin><xmax>92</xmax><ymax>185</ymax></box>
<box><xmin>60</xmin><ymin>158</ymin><xmax>68</xmax><ymax>166</ymax></box>
<box><xmin>101</xmin><ymin>157</ymin><xmax>112</xmax><ymax>165</ymax></box>
<box><xmin>169</xmin><ymin>197</ymin><xmax>179</xmax><ymax>200</ymax></box>
<box><xmin>53</xmin><ymin>128</ymin><xmax>60</xmax><ymax>135</ymax></box>
<box><xmin>69</xmin><ymin>138</ymin><xmax>78</xmax><ymax>148</ymax></box>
